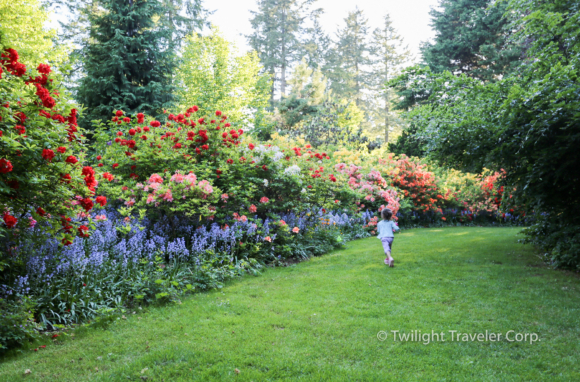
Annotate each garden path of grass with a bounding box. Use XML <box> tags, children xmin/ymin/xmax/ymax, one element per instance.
<box><xmin>1</xmin><ymin>227</ymin><xmax>580</xmax><ymax>381</ymax></box>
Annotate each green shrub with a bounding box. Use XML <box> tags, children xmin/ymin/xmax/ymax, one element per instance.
<box><xmin>0</xmin><ymin>295</ymin><xmax>41</xmax><ymax>353</ymax></box>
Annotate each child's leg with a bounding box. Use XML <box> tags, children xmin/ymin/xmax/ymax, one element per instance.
<box><xmin>381</xmin><ymin>238</ymin><xmax>394</xmax><ymax>264</ymax></box>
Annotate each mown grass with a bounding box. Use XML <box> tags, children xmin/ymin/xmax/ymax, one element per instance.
<box><xmin>1</xmin><ymin>227</ymin><xmax>579</xmax><ymax>381</ymax></box>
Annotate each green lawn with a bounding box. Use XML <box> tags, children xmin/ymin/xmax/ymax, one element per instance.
<box><xmin>2</xmin><ymin>227</ymin><xmax>579</xmax><ymax>381</ymax></box>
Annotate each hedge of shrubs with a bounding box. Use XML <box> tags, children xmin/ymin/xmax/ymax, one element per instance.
<box><xmin>0</xmin><ymin>49</ymin><xmax>523</xmax><ymax>352</ymax></box>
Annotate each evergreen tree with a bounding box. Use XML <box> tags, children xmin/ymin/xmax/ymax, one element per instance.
<box><xmin>247</xmin><ymin>0</ymin><xmax>320</xmax><ymax>102</ymax></box>
<box><xmin>54</xmin><ymin>0</ymin><xmax>208</xmax><ymax>112</ymax></box>
<box><xmin>301</xmin><ymin>9</ymin><xmax>330</xmax><ymax>70</ymax></box>
<box><xmin>276</xmin><ymin>58</ymin><xmax>327</xmax><ymax>130</ymax></box>
<box><xmin>370</xmin><ymin>13</ymin><xmax>411</xmax><ymax>143</ymax></box>
<box><xmin>420</xmin><ymin>0</ymin><xmax>519</xmax><ymax>81</ymax></box>
<box><xmin>77</xmin><ymin>0</ymin><xmax>178</xmax><ymax>128</ymax></box>
<box><xmin>325</xmin><ymin>8</ymin><xmax>372</xmax><ymax>110</ymax></box>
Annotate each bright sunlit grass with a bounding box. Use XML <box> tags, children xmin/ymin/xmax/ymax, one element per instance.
<box><xmin>1</xmin><ymin>227</ymin><xmax>579</xmax><ymax>381</ymax></box>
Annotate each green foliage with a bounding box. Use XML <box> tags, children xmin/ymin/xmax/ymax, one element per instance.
<box><xmin>388</xmin><ymin>124</ymin><xmax>427</xmax><ymax>158</ymax></box>
<box><xmin>0</xmin><ymin>0</ymin><xmax>68</xmax><ymax>67</ymax></box>
<box><xmin>420</xmin><ymin>0</ymin><xmax>520</xmax><ymax>81</ymax></box>
<box><xmin>77</xmin><ymin>0</ymin><xmax>177</xmax><ymax>129</ymax></box>
<box><xmin>0</xmin><ymin>295</ymin><xmax>41</xmax><ymax>353</ymax></box>
<box><xmin>175</xmin><ymin>29</ymin><xmax>271</xmax><ymax>129</ymax></box>
<box><xmin>286</xmin><ymin>100</ymin><xmax>369</xmax><ymax>148</ymax></box>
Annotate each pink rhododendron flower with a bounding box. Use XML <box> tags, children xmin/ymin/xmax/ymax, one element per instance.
<box><xmin>260</xmin><ymin>197</ymin><xmax>269</xmax><ymax>204</ymax></box>
<box><xmin>170</xmin><ymin>173</ymin><xmax>184</xmax><ymax>183</ymax></box>
<box><xmin>161</xmin><ymin>189</ymin><xmax>173</xmax><ymax>202</ymax></box>
<box><xmin>184</xmin><ymin>173</ymin><xmax>197</xmax><ymax>185</ymax></box>
<box><xmin>94</xmin><ymin>214</ymin><xmax>107</xmax><ymax>222</ymax></box>
<box><xmin>198</xmin><ymin>180</ymin><xmax>213</xmax><ymax>194</ymax></box>
<box><xmin>146</xmin><ymin>194</ymin><xmax>156</xmax><ymax>204</ymax></box>
<box><xmin>264</xmin><ymin>236</ymin><xmax>272</xmax><ymax>242</ymax></box>
<box><xmin>147</xmin><ymin>174</ymin><xmax>163</xmax><ymax>184</ymax></box>
<box><xmin>279</xmin><ymin>220</ymin><xmax>286</xmax><ymax>226</ymax></box>
<box><xmin>249</xmin><ymin>204</ymin><xmax>257</xmax><ymax>213</ymax></box>
<box><xmin>292</xmin><ymin>227</ymin><xmax>300</xmax><ymax>233</ymax></box>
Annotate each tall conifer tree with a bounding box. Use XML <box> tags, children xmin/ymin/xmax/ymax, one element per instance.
<box><xmin>370</xmin><ymin>14</ymin><xmax>411</xmax><ymax>143</ymax></box>
<box><xmin>77</xmin><ymin>0</ymin><xmax>177</xmax><ymax>127</ymax></box>
<box><xmin>325</xmin><ymin>8</ymin><xmax>372</xmax><ymax>109</ymax></box>
<box><xmin>420</xmin><ymin>0</ymin><xmax>518</xmax><ymax>81</ymax></box>
<box><xmin>247</xmin><ymin>0</ymin><xmax>321</xmax><ymax>103</ymax></box>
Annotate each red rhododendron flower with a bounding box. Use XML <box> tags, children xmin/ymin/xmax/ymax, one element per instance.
<box><xmin>60</xmin><ymin>173</ymin><xmax>72</xmax><ymax>183</ymax></box>
<box><xmin>216</xmin><ymin>110</ymin><xmax>222</xmax><ymax>116</ymax></box>
<box><xmin>37</xmin><ymin>63</ymin><xmax>51</xmax><ymax>74</ymax></box>
<box><xmin>150</xmin><ymin>121</ymin><xmax>161</xmax><ymax>127</ymax></box>
<box><xmin>42</xmin><ymin>148</ymin><xmax>55</xmax><ymax>162</ymax></box>
<box><xmin>216</xmin><ymin>169</ymin><xmax>222</xmax><ymax>175</ymax></box>
<box><xmin>102</xmin><ymin>172</ymin><xmax>114</xmax><ymax>181</ymax></box>
<box><xmin>117</xmin><ymin>131</ymin><xmax>123</xmax><ymax>136</ymax></box>
<box><xmin>112</xmin><ymin>163</ymin><xmax>119</xmax><ymax>168</ymax></box>
<box><xmin>2</xmin><ymin>213</ymin><xmax>17</xmax><ymax>228</ymax></box>
<box><xmin>78</xmin><ymin>225</ymin><xmax>90</xmax><ymax>238</ymax></box>
<box><xmin>201</xmin><ymin>144</ymin><xmax>209</xmax><ymax>150</ymax></box>
<box><xmin>36</xmin><ymin>207</ymin><xmax>46</xmax><ymax>216</ymax></box>
<box><xmin>141</xmin><ymin>135</ymin><xmax>147</xmax><ymax>140</ymax></box>
<box><xmin>96</xmin><ymin>195</ymin><xmax>107</xmax><ymax>207</ymax></box>
<box><xmin>226</xmin><ymin>159</ymin><xmax>233</xmax><ymax>164</ymax></box>
<box><xmin>222</xmin><ymin>132</ymin><xmax>228</xmax><ymax>138</ymax></box>
<box><xmin>116</xmin><ymin>110</ymin><xmax>124</xmax><ymax>117</ymax></box>
<box><xmin>80</xmin><ymin>198</ymin><xmax>93</xmax><ymax>212</ymax></box>
<box><xmin>0</xmin><ymin>158</ymin><xmax>13</xmax><ymax>173</ymax></box>
<box><xmin>15</xmin><ymin>125</ymin><xmax>26</xmax><ymax>135</ymax></box>
<box><xmin>65</xmin><ymin>155</ymin><xmax>78</xmax><ymax>164</ymax></box>
<box><xmin>57</xmin><ymin>146</ymin><xmax>67</xmax><ymax>154</ymax></box>
<box><xmin>123</xmin><ymin>117</ymin><xmax>130</xmax><ymax>123</ymax></box>
<box><xmin>128</xmin><ymin>128</ymin><xmax>136</xmax><ymax>136</ymax></box>
<box><xmin>248</xmin><ymin>143</ymin><xmax>255</xmax><ymax>150</ymax></box>
<box><xmin>143</xmin><ymin>126</ymin><xmax>150</xmax><ymax>132</ymax></box>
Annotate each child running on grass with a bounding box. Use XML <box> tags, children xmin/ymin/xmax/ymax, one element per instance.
<box><xmin>377</xmin><ymin>208</ymin><xmax>399</xmax><ymax>267</ymax></box>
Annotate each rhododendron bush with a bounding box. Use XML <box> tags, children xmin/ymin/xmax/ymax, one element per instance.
<box><xmin>0</xmin><ymin>49</ymin><xmax>106</xmax><ymax>246</ymax></box>
<box><xmin>92</xmin><ymin>109</ymin><xmax>362</xmax><ymax>224</ymax></box>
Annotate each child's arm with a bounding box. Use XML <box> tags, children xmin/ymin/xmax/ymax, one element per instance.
<box><xmin>392</xmin><ymin>221</ymin><xmax>400</xmax><ymax>232</ymax></box>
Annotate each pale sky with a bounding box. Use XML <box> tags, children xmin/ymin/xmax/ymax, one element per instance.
<box><xmin>206</xmin><ymin>0</ymin><xmax>440</xmax><ymax>60</ymax></box>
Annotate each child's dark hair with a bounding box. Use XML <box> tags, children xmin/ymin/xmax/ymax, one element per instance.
<box><xmin>381</xmin><ymin>208</ymin><xmax>393</xmax><ymax>220</ymax></box>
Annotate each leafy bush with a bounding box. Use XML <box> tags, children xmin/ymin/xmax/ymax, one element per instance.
<box><xmin>0</xmin><ymin>295</ymin><xmax>41</xmax><ymax>353</ymax></box>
